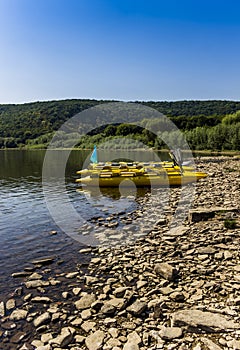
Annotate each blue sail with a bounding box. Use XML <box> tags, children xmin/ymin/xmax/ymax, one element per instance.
<box><xmin>90</xmin><ymin>145</ymin><xmax>98</xmax><ymax>163</ymax></box>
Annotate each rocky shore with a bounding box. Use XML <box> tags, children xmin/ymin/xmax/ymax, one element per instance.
<box><xmin>0</xmin><ymin>156</ymin><xmax>240</xmax><ymax>350</ymax></box>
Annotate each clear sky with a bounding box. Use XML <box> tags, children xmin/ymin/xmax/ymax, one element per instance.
<box><xmin>0</xmin><ymin>0</ymin><xmax>240</xmax><ymax>103</ymax></box>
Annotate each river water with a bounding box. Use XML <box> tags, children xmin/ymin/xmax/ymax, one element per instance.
<box><xmin>1</xmin><ymin>149</ymin><xmax>168</xmax><ymax>297</ymax></box>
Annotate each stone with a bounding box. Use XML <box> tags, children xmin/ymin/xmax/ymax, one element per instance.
<box><xmin>200</xmin><ymin>337</ymin><xmax>223</xmax><ymax>350</ymax></box>
<box><xmin>113</xmin><ymin>286</ymin><xmax>128</xmax><ymax>298</ymax></box>
<box><xmin>31</xmin><ymin>297</ymin><xmax>52</xmax><ymax>303</ymax></box>
<box><xmin>25</xmin><ymin>280</ymin><xmax>48</xmax><ymax>288</ymax></box>
<box><xmin>85</xmin><ymin>330</ymin><xmax>105</xmax><ymax>350</ymax></box>
<box><xmin>75</xmin><ymin>294</ymin><xmax>96</xmax><ymax>310</ymax></box>
<box><xmin>11</xmin><ymin>331</ymin><xmax>27</xmax><ymax>343</ymax></box>
<box><xmin>171</xmin><ymin>309</ymin><xmax>238</xmax><ymax>333</ymax></box>
<box><xmin>31</xmin><ymin>257</ymin><xmax>55</xmax><ymax>265</ymax></box>
<box><xmin>127</xmin><ymin>300</ymin><xmax>147</xmax><ymax>315</ymax></box>
<box><xmin>49</xmin><ymin>327</ymin><xmax>75</xmax><ymax>347</ymax></box>
<box><xmin>28</xmin><ymin>272</ymin><xmax>42</xmax><ymax>280</ymax></box>
<box><xmin>33</xmin><ymin>312</ymin><xmax>51</xmax><ymax>327</ymax></box>
<box><xmin>9</xmin><ymin>309</ymin><xmax>28</xmax><ymax>321</ymax></box>
<box><xmin>154</xmin><ymin>263</ymin><xmax>177</xmax><ymax>281</ymax></box>
<box><xmin>159</xmin><ymin>327</ymin><xmax>182</xmax><ymax>340</ymax></box>
<box><xmin>81</xmin><ymin>321</ymin><xmax>96</xmax><ymax>333</ymax></box>
<box><xmin>100</xmin><ymin>303</ymin><xmax>116</xmax><ymax>315</ymax></box>
<box><xmin>0</xmin><ymin>301</ymin><xmax>6</xmax><ymax>316</ymax></box>
<box><xmin>66</xmin><ymin>271</ymin><xmax>79</xmax><ymax>278</ymax></box>
<box><xmin>6</xmin><ymin>298</ymin><xmax>16</xmax><ymax>310</ymax></box>
<box><xmin>11</xmin><ymin>271</ymin><xmax>31</xmax><ymax>278</ymax></box>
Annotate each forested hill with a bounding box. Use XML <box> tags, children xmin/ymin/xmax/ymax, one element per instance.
<box><xmin>0</xmin><ymin>99</ymin><xmax>240</xmax><ymax>149</ymax></box>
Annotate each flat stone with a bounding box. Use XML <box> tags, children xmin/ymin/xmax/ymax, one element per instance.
<box><xmin>85</xmin><ymin>330</ymin><xmax>105</xmax><ymax>350</ymax></box>
<box><xmin>171</xmin><ymin>309</ymin><xmax>239</xmax><ymax>333</ymax></box>
<box><xmin>31</xmin><ymin>257</ymin><xmax>55</xmax><ymax>265</ymax></box>
<box><xmin>159</xmin><ymin>327</ymin><xmax>183</xmax><ymax>340</ymax></box>
<box><xmin>33</xmin><ymin>312</ymin><xmax>51</xmax><ymax>328</ymax></box>
<box><xmin>11</xmin><ymin>331</ymin><xmax>27</xmax><ymax>343</ymax></box>
<box><xmin>81</xmin><ymin>321</ymin><xmax>96</xmax><ymax>333</ymax></box>
<box><xmin>31</xmin><ymin>297</ymin><xmax>52</xmax><ymax>303</ymax></box>
<box><xmin>11</xmin><ymin>271</ymin><xmax>31</xmax><ymax>278</ymax></box>
<box><xmin>9</xmin><ymin>309</ymin><xmax>28</xmax><ymax>321</ymax></box>
<box><xmin>75</xmin><ymin>294</ymin><xmax>96</xmax><ymax>310</ymax></box>
<box><xmin>107</xmin><ymin>298</ymin><xmax>126</xmax><ymax>310</ymax></box>
<box><xmin>25</xmin><ymin>280</ymin><xmax>48</xmax><ymax>288</ymax></box>
<box><xmin>127</xmin><ymin>300</ymin><xmax>147</xmax><ymax>316</ymax></box>
<box><xmin>66</xmin><ymin>272</ymin><xmax>79</xmax><ymax>278</ymax></box>
<box><xmin>154</xmin><ymin>263</ymin><xmax>177</xmax><ymax>281</ymax></box>
<box><xmin>200</xmin><ymin>337</ymin><xmax>223</xmax><ymax>350</ymax></box>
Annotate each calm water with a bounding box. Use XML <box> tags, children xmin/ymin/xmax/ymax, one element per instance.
<box><xmin>0</xmin><ymin>149</ymin><xmax>168</xmax><ymax>296</ymax></box>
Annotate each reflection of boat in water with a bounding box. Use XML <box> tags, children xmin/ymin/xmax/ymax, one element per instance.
<box><xmin>76</xmin><ymin>161</ymin><xmax>207</xmax><ymax>187</ymax></box>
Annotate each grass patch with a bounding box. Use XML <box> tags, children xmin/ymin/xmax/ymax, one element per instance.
<box><xmin>224</xmin><ymin>218</ymin><xmax>237</xmax><ymax>229</ymax></box>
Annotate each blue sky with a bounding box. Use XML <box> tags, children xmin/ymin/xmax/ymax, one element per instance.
<box><xmin>0</xmin><ymin>0</ymin><xmax>240</xmax><ymax>103</ymax></box>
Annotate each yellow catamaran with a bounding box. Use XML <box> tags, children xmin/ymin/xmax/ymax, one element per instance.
<box><xmin>76</xmin><ymin>156</ymin><xmax>207</xmax><ymax>187</ymax></box>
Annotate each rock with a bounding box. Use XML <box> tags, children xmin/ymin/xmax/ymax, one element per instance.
<box><xmin>227</xmin><ymin>339</ymin><xmax>240</xmax><ymax>350</ymax></box>
<box><xmin>113</xmin><ymin>286</ymin><xmax>128</xmax><ymax>298</ymax></box>
<box><xmin>49</xmin><ymin>327</ymin><xmax>75</xmax><ymax>347</ymax></box>
<box><xmin>73</xmin><ymin>287</ymin><xmax>81</xmax><ymax>295</ymax></box>
<box><xmin>81</xmin><ymin>321</ymin><xmax>96</xmax><ymax>333</ymax></box>
<box><xmin>0</xmin><ymin>301</ymin><xmax>6</xmax><ymax>316</ymax></box>
<box><xmin>100</xmin><ymin>303</ymin><xmax>116</xmax><ymax>315</ymax></box>
<box><xmin>31</xmin><ymin>297</ymin><xmax>52</xmax><ymax>303</ymax></box>
<box><xmin>11</xmin><ymin>271</ymin><xmax>31</xmax><ymax>278</ymax></box>
<box><xmin>11</xmin><ymin>331</ymin><xmax>27</xmax><ymax>343</ymax></box>
<box><xmin>127</xmin><ymin>300</ymin><xmax>147</xmax><ymax>315</ymax></box>
<box><xmin>154</xmin><ymin>262</ymin><xmax>177</xmax><ymax>281</ymax></box>
<box><xmin>66</xmin><ymin>271</ymin><xmax>79</xmax><ymax>278</ymax></box>
<box><xmin>171</xmin><ymin>309</ymin><xmax>238</xmax><ymax>332</ymax></box>
<box><xmin>25</xmin><ymin>280</ymin><xmax>48</xmax><ymax>288</ymax></box>
<box><xmin>123</xmin><ymin>342</ymin><xmax>139</xmax><ymax>350</ymax></box>
<box><xmin>200</xmin><ymin>337</ymin><xmax>223</xmax><ymax>350</ymax></box>
<box><xmin>170</xmin><ymin>292</ymin><xmax>185</xmax><ymax>302</ymax></box>
<box><xmin>6</xmin><ymin>298</ymin><xmax>16</xmax><ymax>310</ymax></box>
<box><xmin>127</xmin><ymin>331</ymin><xmax>141</xmax><ymax>344</ymax></box>
<box><xmin>9</xmin><ymin>309</ymin><xmax>28</xmax><ymax>321</ymax></box>
<box><xmin>75</xmin><ymin>294</ymin><xmax>96</xmax><ymax>310</ymax></box>
<box><xmin>33</xmin><ymin>312</ymin><xmax>51</xmax><ymax>328</ymax></box>
<box><xmin>41</xmin><ymin>333</ymin><xmax>53</xmax><ymax>343</ymax></box>
<box><xmin>107</xmin><ymin>297</ymin><xmax>126</xmax><ymax>310</ymax></box>
<box><xmin>28</xmin><ymin>272</ymin><xmax>42</xmax><ymax>280</ymax></box>
<box><xmin>159</xmin><ymin>327</ymin><xmax>182</xmax><ymax>340</ymax></box>
<box><xmin>85</xmin><ymin>330</ymin><xmax>105</xmax><ymax>350</ymax></box>
<box><xmin>31</xmin><ymin>257</ymin><xmax>55</xmax><ymax>265</ymax></box>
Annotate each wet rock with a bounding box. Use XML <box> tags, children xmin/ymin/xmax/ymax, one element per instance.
<box><xmin>31</xmin><ymin>257</ymin><xmax>55</xmax><ymax>265</ymax></box>
<box><xmin>85</xmin><ymin>330</ymin><xmax>105</xmax><ymax>350</ymax></box>
<box><xmin>11</xmin><ymin>271</ymin><xmax>31</xmax><ymax>278</ymax></box>
<box><xmin>171</xmin><ymin>309</ymin><xmax>238</xmax><ymax>332</ymax></box>
<box><xmin>6</xmin><ymin>298</ymin><xmax>16</xmax><ymax>310</ymax></box>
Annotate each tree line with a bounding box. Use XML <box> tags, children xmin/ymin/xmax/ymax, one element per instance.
<box><xmin>0</xmin><ymin>99</ymin><xmax>240</xmax><ymax>150</ymax></box>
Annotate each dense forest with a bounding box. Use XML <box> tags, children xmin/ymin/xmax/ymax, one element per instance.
<box><xmin>0</xmin><ymin>99</ymin><xmax>240</xmax><ymax>150</ymax></box>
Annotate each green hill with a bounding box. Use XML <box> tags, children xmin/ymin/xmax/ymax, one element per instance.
<box><xmin>0</xmin><ymin>99</ymin><xmax>240</xmax><ymax>149</ymax></box>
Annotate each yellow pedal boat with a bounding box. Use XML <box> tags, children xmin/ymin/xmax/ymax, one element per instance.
<box><xmin>76</xmin><ymin>162</ymin><xmax>207</xmax><ymax>187</ymax></box>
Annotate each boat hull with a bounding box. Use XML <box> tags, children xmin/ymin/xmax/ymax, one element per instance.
<box><xmin>76</xmin><ymin>171</ymin><xmax>207</xmax><ymax>187</ymax></box>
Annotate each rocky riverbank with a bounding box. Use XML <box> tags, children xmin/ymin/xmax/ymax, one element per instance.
<box><xmin>0</xmin><ymin>156</ymin><xmax>240</xmax><ymax>350</ymax></box>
